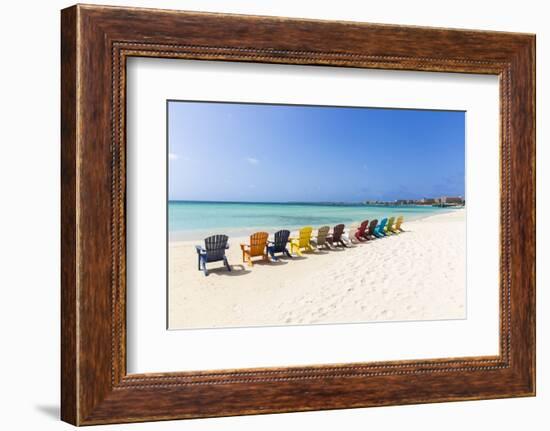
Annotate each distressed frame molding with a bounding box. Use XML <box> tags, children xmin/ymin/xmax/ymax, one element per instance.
<box><xmin>61</xmin><ymin>4</ymin><xmax>535</xmax><ymax>425</ymax></box>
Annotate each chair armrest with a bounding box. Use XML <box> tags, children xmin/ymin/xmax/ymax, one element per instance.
<box><xmin>195</xmin><ymin>245</ymin><xmax>206</xmax><ymax>254</ymax></box>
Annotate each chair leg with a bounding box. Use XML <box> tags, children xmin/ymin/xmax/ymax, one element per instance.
<box><xmin>224</xmin><ymin>256</ymin><xmax>231</xmax><ymax>271</ymax></box>
<box><xmin>291</xmin><ymin>243</ymin><xmax>298</xmax><ymax>256</ymax></box>
<box><xmin>284</xmin><ymin>248</ymin><xmax>292</xmax><ymax>258</ymax></box>
<box><xmin>200</xmin><ymin>256</ymin><xmax>208</xmax><ymax>276</ymax></box>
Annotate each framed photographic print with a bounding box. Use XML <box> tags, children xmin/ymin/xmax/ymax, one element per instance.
<box><xmin>165</xmin><ymin>100</ymin><xmax>467</xmax><ymax>331</ymax></box>
<box><xmin>61</xmin><ymin>4</ymin><xmax>536</xmax><ymax>425</ymax></box>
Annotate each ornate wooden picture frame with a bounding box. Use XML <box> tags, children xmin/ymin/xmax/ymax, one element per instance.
<box><xmin>61</xmin><ymin>4</ymin><xmax>535</xmax><ymax>425</ymax></box>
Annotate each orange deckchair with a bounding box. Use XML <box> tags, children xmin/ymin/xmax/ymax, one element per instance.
<box><xmin>240</xmin><ymin>232</ymin><xmax>269</xmax><ymax>266</ymax></box>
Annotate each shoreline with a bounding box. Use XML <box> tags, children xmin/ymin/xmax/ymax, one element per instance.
<box><xmin>169</xmin><ymin>209</ymin><xmax>466</xmax><ymax>330</ymax></box>
<box><xmin>169</xmin><ymin>207</ymin><xmax>463</xmax><ymax>242</ymax></box>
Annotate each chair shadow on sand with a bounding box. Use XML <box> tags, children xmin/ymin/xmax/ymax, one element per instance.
<box><xmin>312</xmin><ymin>249</ymin><xmax>330</xmax><ymax>255</ymax></box>
<box><xmin>203</xmin><ymin>263</ymin><xmax>251</xmax><ymax>277</ymax></box>
<box><xmin>250</xmin><ymin>259</ymin><xmax>290</xmax><ymax>267</ymax></box>
<box><xmin>286</xmin><ymin>254</ymin><xmax>309</xmax><ymax>260</ymax></box>
<box><xmin>326</xmin><ymin>246</ymin><xmax>348</xmax><ymax>252</ymax></box>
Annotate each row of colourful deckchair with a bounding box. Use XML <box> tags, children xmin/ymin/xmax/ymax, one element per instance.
<box><xmin>353</xmin><ymin>216</ymin><xmax>404</xmax><ymax>242</ymax></box>
<box><xmin>195</xmin><ymin>216</ymin><xmax>404</xmax><ymax>276</ymax></box>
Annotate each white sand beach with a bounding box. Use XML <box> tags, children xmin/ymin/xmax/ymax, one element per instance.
<box><xmin>168</xmin><ymin>209</ymin><xmax>465</xmax><ymax>329</ymax></box>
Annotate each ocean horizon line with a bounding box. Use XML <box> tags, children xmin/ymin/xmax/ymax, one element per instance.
<box><xmin>168</xmin><ymin>199</ymin><xmax>447</xmax><ymax>206</ymax></box>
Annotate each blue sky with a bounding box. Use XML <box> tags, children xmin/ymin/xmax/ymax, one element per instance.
<box><xmin>168</xmin><ymin>101</ymin><xmax>465</xmax><ymax>202</ymax></box>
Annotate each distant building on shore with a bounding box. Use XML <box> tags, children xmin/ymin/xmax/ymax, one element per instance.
<box><xmin>418</xmin><ymin>197</ymin><xmax>439</xmax><ymax>205</ymax></box>
<box><xmin>365</xmin><ymin>196</ymin><xmax>465</xmax><ymax>206</ymax></box>
<box><xmin>396</xmin><ymin>199</ymin><xmax>415</xmax><ymax>205</ymax></box>
<box><xmin>440</xmin><ymin>196</ymin><xmax>465</xmax><ymax>205</ymax></box>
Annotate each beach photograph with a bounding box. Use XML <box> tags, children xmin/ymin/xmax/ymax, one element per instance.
<box><xmin>167</xmin><ymin>101</ymin><xmax>466</xmax><ymax>330</ymax></box>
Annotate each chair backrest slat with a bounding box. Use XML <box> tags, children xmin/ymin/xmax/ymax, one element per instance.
<box><xmin>249</xmin><ymin>232</ymin><xmax>269</xmax><ymax>256</ymax></box>
<box><xmin>204</xmin><ymin>234</ymin><xmax>228</xmax><ymax>261</ymax></box>
<box><xmin>358</xmin><ymin>220</ymin><xmax>369</xmax><ymax>235</ymax></box>
<box><xmin>332</xmin><ymin>224</ymin><xmax>345</xmax><ymax>241</ymax></box>
<box><xmin>298</xmin><ymin>226</ymin><xmax>313</xmax><ymax>247</ymax></box>
<box><xmin>316</xmin><ymin>226</ymin><xmax>330</xmax><ymax>245</ymax></box>
<box><xmin>395</xmin><ymin>216</ymin><xmax>404</xmax><ymax>229</ymax></box>
<box><xmin>368</xmin><ymin>219</ymin><xmax>378</xmax><ymax>235</ymax></box>
<box><xmin>273</xmin><ymin>230</ymin><xmax>291</xmax><ymax>252</ymax></box>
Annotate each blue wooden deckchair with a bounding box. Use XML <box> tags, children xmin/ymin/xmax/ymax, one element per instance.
<box><xmin>195</xmin><ymin>234</ymin><xmax>231</xmax><ymax>276</ymax></box>
<box><xmin>373</xmin><ymin>218</ymin><xmax>388</xmax><ymax>238</ymax></box>
<box><xmin>267</xmin><ymin>230</ymin><xmax>292</xmax><ymax>261</ymax></box>
<box><xmin>366</xmin><ymin>219</ymin><xmax>378</xmax><ymax>239</ymax></box>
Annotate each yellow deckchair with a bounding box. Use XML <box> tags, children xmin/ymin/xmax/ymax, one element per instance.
<box><xmin>393</xmin><ymin>216</ymin><xmax>404</xmax><ymax>233</ymax></box>
<box><xmin>290</xmin><ymin>226</ymin><xmax>314</xmax><ymax>256</ymax></box>
<box><xmin>240</xmin><ymin>232</ymin><xmax>269</xmax><ymax>266</ymax></box>
<box><xmin>385</xmin><ymin>216</ymin><xmax>396</xmax><ymax>235</ymax></box>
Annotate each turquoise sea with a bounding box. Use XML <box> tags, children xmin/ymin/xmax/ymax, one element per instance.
<box><xmin>168</xmin><ymin>201</ymin><xmax>459</xmax><ymax>241</ymax></box>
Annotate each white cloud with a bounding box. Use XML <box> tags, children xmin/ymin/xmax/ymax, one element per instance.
<box><xmin>246</xmin><ymin>157</ymin><xmax>259</xmax><ymax>165</ymax></box>
<box><xmin>169</xmin><ymin>153</ymin><xmax>179</xmax><ymax>161</ymax></box>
